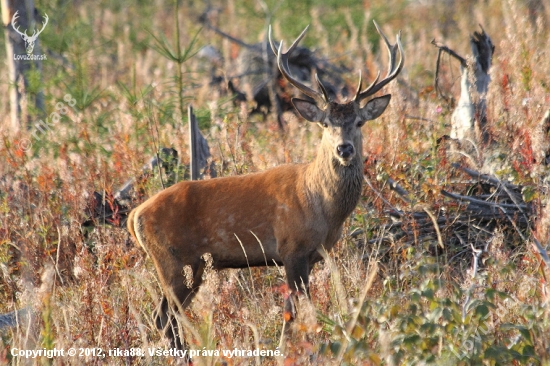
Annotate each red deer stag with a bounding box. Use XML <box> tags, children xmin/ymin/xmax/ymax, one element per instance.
<box><xmin>128</xmin><ymin>21</ymin><xmax>403</xmax><ymax>349</ymax></box>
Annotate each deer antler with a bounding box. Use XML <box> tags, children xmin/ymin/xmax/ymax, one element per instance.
<box><xmin>11</xmin><ymin>11</ymin><xmax>48</xmax><ymax>40</ymax></box>
<box><xmin>268</xmin><ymin>26</ymin><xmax>330</xmax><ymax>106</ymax></box>
<box><xmin>354</xmin><ymin>21</ymin><xmax>404</xmax><ymax>103</ymax></box>
<box><xmin>33</xmin><ymin>13</ymin><xmax>49</xmax><ymax>39</ymax></box>
<box><xmin>11</xmin><ymin>11</ymin><xmax>27</xmax><ymax>38</ymax></box>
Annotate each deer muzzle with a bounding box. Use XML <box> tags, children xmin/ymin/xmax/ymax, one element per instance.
<box><xmin>336</xmin><ymin>143</ymin><xmax>355</xmax><ymax>163</ymax></box>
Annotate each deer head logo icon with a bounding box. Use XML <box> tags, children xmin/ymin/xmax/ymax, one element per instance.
<box><xmin>11</xmin><ymin>11</ymin><xmax>49</xmax><ymax>54</ymax></box>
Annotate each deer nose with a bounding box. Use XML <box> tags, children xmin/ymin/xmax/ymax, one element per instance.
<box><xmin>337</xmin><ymin>143</ymin><xmax>354</xmax><ymax>159</ymax></box>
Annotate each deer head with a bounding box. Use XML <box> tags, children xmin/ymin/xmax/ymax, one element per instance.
<box><xmin>269</xmin><ymin>22</ymin><xmax>403</xmax><ymax>166</ymax></box>
<box><xmin>11</xmin><ymin>11</ymin><xmax>49</xmax><ymax>54</ymax></box>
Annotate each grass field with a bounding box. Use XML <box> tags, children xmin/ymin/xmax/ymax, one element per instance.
<box><xmin>1</xmin><ymin>0</ymin><xmax>550</xmax><ymax>364</ymax></box>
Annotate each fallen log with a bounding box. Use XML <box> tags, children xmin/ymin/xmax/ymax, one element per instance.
<box><xmin>362</xmin><ymin>165</ymin><xmax>536</xmax><ymax>258</ymax></box>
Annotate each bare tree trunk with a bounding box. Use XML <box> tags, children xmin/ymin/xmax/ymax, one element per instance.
<box><xmin>433</xmin><ymin>26</ymin><xmax>494</xmax><ymax>145</ymax></box>
<box><xmin>188</xmin><ymin>105</ymin><xmax>212</xmax><ymax>180</ymax></box>
<box><xmin>1</xmin><ymin>0</ymin><xmax>45</xmax><ymax>131</ymax></box>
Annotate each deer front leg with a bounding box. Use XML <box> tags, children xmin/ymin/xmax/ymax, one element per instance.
<box><xmin>283</xmin><ymin>255</ymin><xmax>310</xmax><ymax>322</ymax></box>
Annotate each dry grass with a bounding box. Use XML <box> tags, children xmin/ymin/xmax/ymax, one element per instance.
<box><xmin>1</xmin><ymin>0</ymin><xmax>550</xmax><ymax>364</ymax></box>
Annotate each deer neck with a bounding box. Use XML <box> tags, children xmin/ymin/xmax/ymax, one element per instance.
<box><xmin>304</xmin><ymin>136</ymin><xmax>363</xmax><ymax>221</ymax></box>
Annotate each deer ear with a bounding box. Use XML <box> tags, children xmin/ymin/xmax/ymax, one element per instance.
<box><xmin>359</xmin><ymin>95</ymin><xmax>391</xmax><ymax>121</ymax></box>
<box><xmin>292</xmin><ymin>98</ymin><xmax>325</xmax><ymax>122</ymax></box>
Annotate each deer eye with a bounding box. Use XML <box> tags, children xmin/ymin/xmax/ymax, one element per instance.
<box><xmin>357</xmin><ymin>121</ymin><xmax>365</xmax><ymax>127</ymax></box>
<box><xmin>322</xmin><ymin>122</ymin><xmax>328</xmax><ymax>128</ymax></box>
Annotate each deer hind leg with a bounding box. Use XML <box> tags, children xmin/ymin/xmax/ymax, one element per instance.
<box><xmin>153</xmin><ymin>260</ymin><xmax>205</xmax><ymax>349</ymax></box>
<box><xmin>152</xmin><ymin>296</ymin><xmax>183</xmax><ymax>349</ymax></box>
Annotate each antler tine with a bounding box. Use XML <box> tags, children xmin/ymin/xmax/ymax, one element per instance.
<box><xmin>268</xmin><ymin>25</ymin><xmax>279</xmax><ymax>55</ymax></box>
<box><xmin>270</xmin><ymin>25</ymin><xmax>327</xmax><ymax>106</ymax></box>
<box><xmin>354</xmin><ymin>70</ymin><xmax>381</xmax><ymax>101</ymax></box>
<box><xmin>354</xmin><ymin>71</ymin><xmax>363</xmax><ymax>100</ymax></box>
<box><xmin>315</xmin><ymin>74</ymin><xmax>331</xmax><ymax>103</ymax></box>
<box><xmin>355</xmin><ymin>21</ymin><xmax>404</xmax><ymax>103</ymax></box>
